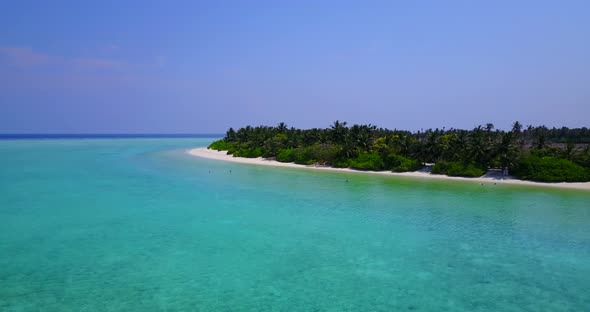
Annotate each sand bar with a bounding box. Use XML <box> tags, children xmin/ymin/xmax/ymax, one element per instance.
<box><xmin>188</xmin><ymin>147</ymin><xmax>590</xmax><ymax>191</ymax></box>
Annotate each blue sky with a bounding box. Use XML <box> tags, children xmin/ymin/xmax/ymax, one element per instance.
<box><xmin>1</xmin><ymin>1</ymin><xmax>588</xmax><ymax>133</ymax></box>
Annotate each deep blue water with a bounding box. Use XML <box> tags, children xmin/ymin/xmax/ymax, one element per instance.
<box><xmin>0</xmin><ymin>137</ymin><xmax>589</xmax><ymax>311</ymax></box>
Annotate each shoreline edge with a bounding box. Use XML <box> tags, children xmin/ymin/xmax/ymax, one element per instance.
<box><xmin>188</xmin><ymin>147</ymin><xmax>590</xmax><ymax>191</ymax></box>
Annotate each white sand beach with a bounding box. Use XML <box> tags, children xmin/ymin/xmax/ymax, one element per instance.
<box><xmin>188</xmin><ymin>147</ymin><xmax>590</xmax><ymax>191</ymax></box>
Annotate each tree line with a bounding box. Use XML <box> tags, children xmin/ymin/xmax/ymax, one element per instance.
<box><xmin>209</xmin><ymin>121</ymin><xmax>590</xmax><ymax>182</ymax></box>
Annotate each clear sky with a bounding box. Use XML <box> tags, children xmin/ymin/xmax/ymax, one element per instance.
<box><xmin>1</xmin><ymin>1</ymin><xmax>589</xmax><ymax>133</ymax></box>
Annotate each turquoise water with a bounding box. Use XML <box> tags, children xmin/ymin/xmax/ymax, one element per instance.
<box><xmin>1</xmin><ymin>138</ymin><xmax>589</xmax><ymax>311</ymax></box>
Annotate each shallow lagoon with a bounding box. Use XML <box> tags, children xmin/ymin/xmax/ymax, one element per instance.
<box><xmin>1</xmin><ymin>138</ymin><xmax>589</xmax><ymax>311</ymax></box>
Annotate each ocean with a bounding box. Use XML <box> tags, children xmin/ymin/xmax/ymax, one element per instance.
<box><xmin>0</xmin><ymin>137</ymin><xmax>589</xmax><ymax>311</ymax></box>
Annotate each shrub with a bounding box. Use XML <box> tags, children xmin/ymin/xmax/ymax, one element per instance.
<box><xmin>233</xmin><ymin>147</ymin><xmax>262</xmax><ymax>158</ymax></box>
<box><xmin>431</xmin><ymin>162</ymin><xmax>448</xmax><ymax>175</ymax></box>
<box><xmin>512</xmin><ymin>156</ymin><xmax>590</xmax><ymax>182</ymax></box>
<box><xmin>530</xmin><ymin>147</ymin><xmax>562</xmax><ymax>158</ymax></box>
<box><xmin>432</xmin><ymin>161</ymin><xmax>485</xmax><ymax>177</ymax></box>
<box><xmin>293</xmin><ymin>147</ymin><xmax>315</xmax><ymax>165</ymax></box>
<box><xmin>573</xmin><ymin>153</ymin><xmax>590</xmax><ymax>168</ymax></box>
<box><xmin>332</xmin><ymin>158</ymin><xmax>350</xmax><ymax>168</ymax></box>
<box><xmin>276</xmin><ymin>148</ymin><xmax>296</xmax><ymax>162</ymax></box>
<box><xmin>287</xmin><ymin>144</ymin><xmax>341</xmax><ymax>165</ymax></box>
<box><xmin>384</xmin><ymin>154</ymin><xmax>422</xmax><ymax>172</ymax></box>
<box><xmin>262</xmin><ymin>134</ymin><xmax>288</xmax><ymax>157</ymax></box>
<box><xmin>308</xmin><ymin>144</ymin><xmax>339</xmax><ymax>164</ymax></box>
<box><xmin>208</xmin><ymin>140</ymin><xmax>234</xmax><ymax>151</ymax></box>
<box><xmin>349</xmin><ymin>152</ymin><xmax>384</xmax><ymax>171</ymax></box>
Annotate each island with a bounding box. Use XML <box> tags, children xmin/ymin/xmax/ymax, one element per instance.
<box><xmin>201</xmin><ymin>121</ymin><xmax>590</xmax><ymax>185</ymax></box>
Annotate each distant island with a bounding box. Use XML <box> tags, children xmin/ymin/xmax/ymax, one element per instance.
<box><xmin>208</xmin><ymin>121</ymin><xmax>590</xmax><ymax>183</ymax></box>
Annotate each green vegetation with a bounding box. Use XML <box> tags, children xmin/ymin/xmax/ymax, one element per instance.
<box><xmin>276</xmin><ymin>148</ymin><xmax>296</xmax><ymax>163</ymax></box>
<box><xmin>349</xmin><ymin>152</ymin><xmax>384</xmax><ymax>171</ymax></box>
<box><xmin>208</xmin><ymin>140</ymin><xmax>234</xmax><ymax>152</ymax></box>
<box><xmin>431</xmin><ymin>162</ymin><xmax>486</xmax><ymax>178</ymax></box>
<box><xmin>209</xmin><ymin>121</ymin><xmax>590</xmax><ymax>182</ymax></box>
<box><xmin>232</xmin><ymin>146</ymin><xmax>262</xmax><ymax>158</ymax></box>
<box><xmin>384</xmin><ymin>154</ymin><xmax>423</xmax><ymax>172</ymax></box>
<box><xmin>512</xmin><ymin>156</ymin><xmax>590</xmax><ymax>182</ymax></box>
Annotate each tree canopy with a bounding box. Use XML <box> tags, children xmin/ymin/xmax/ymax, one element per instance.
<box><xmin>209</xmin><ymin>122</ymin><xmax>590</xmax><ymax>182</ymax></box>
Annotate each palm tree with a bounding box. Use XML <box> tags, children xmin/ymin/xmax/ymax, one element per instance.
<box><xmin>330</xmin><ymin>120</ymin><xmax>348</xmax><ymax>145</ymax></box>
<box><xmin>276</xmin><ymin>122</ymin><xmax>288</xmax><ymax>134</ymax></box>
<box><xmin>511</xmin><ymin>121</ymin><xmax>524</xmax><ymax>148</ymax></box>
<box><xmin>393</xmin><ymin>134</ymin><xmax>414</xmax><ymax>157</ymax></box>
<box><xmin>422</xmin><ymin>130</ymin><xmax>441</xmax><ymax>162</ymax></box>
<box><xmin>512</xmin><ymin>121</ymin><xmax>522</xmax><ymax>134</ymax></box>
<box><xmin>532</xmin><ymin>126</ymin><xmax>548</xmax><ymax>149</ymax></box>
<box><xmin>563</xmin><ymin>140</ymin><xmax>575</xmax><ymax>160</ymax></box>
<box><xmin>450</xmin><ymin>130</ymin><xmax>469</xmax><ymax>162</ymax></box>
<box><xmin>236</xmin><ymin>125</ymin><xmax>253</xmax><ymax>144</ymax></box>
<box><xmin>495</xmin><ymin>132</ymin><xmax>518</xmax><ymax>168</ymax></box>
<box><xmin>225</xmin><ymin>127</ymin><xmax>237</xmax><ymax>142</ymax></box>
<box><xmin>468</xmin><ymin>126</ymin><xmax>488</xmax><ymax>166</ymax></box>
<box><xmin>486</xmin><ymin>123</ymin><xmax>494</xmax><ymax>132</ymax></box>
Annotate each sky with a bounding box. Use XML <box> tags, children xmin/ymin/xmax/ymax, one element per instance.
<box><xmin>0</xmin><ymin>0</ymin><xmax>589</xmax><ymax>133</ymax></box>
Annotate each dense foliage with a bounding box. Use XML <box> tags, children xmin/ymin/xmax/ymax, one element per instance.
<box><xmin>209</xmin><ymin>121</ymin><xmax>590</xmax><ymax>182</ymax></box>
<box><xmin>431</xmin><ymin>162</ymin><xmax>486</xmax><ymax>178</ymax></box>
<box><xmin>511</xmin><ymin>156</ymin><xmax>590</xmax><ymax>182</ymax></box>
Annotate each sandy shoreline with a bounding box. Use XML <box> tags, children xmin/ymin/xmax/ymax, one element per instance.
<box><xmin>188</xmin><ymin>147</ymin><xmax>590</xmax><ymax>191</ymax></box>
